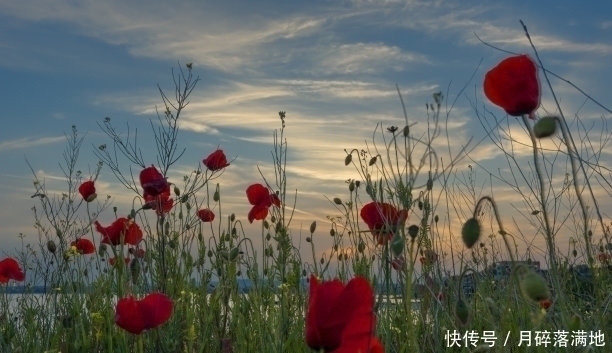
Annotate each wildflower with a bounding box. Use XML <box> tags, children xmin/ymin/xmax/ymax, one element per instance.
<box><xmin>143</xmin><ymin>186</ymin><xmax>173</xmax><ymax>215</ymax></box>
<box><xmin>95</xmin><ymin>218</ymin><xmax>143</xmax><ymax>246</ymax></box>
<box><xmin>306</xmin><ymin>275</ymin><xmax>383</xmax><ymax>352</ymax></box>
<box><xmin>359</xmin><ymin>202</ymin><xmax>408</xmax><ymax>245</ymax></box>
<box><xmin>203</xmin><ymin>149</ymin><xmax>230</xmax><ymax>171</ymax></box>
<box><xmin>483</xmin><ymin>54</ymin><xmax>540</xmax><ymax>118</ymax></box>
<box><xmin>246</xmin><ymin>183</ymin><xmax>281</xmax><ymax>223</ymax></box>
<box><xmin>0</xmin><ymin>257</ymin><xmax>25</xmax><ymax>283</ymax></box>
<box><xmin>78</xmin><ymin>180</ymin><xmax>97</xmax><ymax>202</ymax></box>
<box><xmin>115</xmin><ymin>292</ymin><xmax>173</xmax><ymax>334</ymax></box>
<box><xmin>70</xmin><ymin>238</ymin><xmax>95</xmax><ymax>254</ymax></box>
<box><xmin>139</xmin><ymin>165</ymin><xmax>168</xmax><ymax>198</ymax></box>
<box><xmin>197</xmin><ymin>208</ymin><xmax>215</xmax><ymax>222</ymax></box>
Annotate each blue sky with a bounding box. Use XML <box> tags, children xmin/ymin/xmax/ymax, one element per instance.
<box><xmin>1</xmin><ymin>0</ymin><xmax>611</xmax><ymax>271</ymax></box>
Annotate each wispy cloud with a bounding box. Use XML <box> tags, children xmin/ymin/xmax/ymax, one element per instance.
<box><xmin>0</xmin><ymin>136</ymin><xmax>64</xmax><ymax>152</ymax></box>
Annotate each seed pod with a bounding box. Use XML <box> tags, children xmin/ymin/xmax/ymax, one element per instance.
<box><xmin>533</xmin><ymin>116</ymin><xmax>557</xmax><ymax>138</ymax></box>
<box><xmin>461</xmin><ymin>218</ymin><xmax>481</xmax><ymax>249</ymax></box>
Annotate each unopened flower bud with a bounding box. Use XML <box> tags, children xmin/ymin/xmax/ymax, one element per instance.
<box><xmin>461</xmin><ymin>218</ymin><xmax>481</xmax><ymax>249</ymax></box>
<box><xmin>519</xmin><ymin>270</ymin><xmax>550</xmax><ymax>302</ymax></box>
<box><xmin>47</xmin><ymin>240</ymin><xmax>57</xmax><ymax>254</ymax></box>
<box><xmin>344</xmin><ymin>154</ymin><xmax>352</xmax><ymax>166</ymax></box>
<box><xmin>309</xmin><ymin>221</ymin><xmax>317</xmax><ymax>234</ymax></box>
<box><xmin>533</xmin><ymin>116</ymin><xmax>557</xmax><ymax>139</ymax></box>
<box><xmin>333</xmin><ymin>197</ymin><xmax>342</xmax><ymax>205</ymax></box>
<box><xmin>408</xmin><ymin>225</ymin><xmax>419</xmax><ymax>240</ymax></box>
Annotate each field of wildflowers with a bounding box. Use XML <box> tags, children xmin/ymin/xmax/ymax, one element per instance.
<box><xmin>1</xmin><ymin>27</ymin><xmax>611</xmax><ymax>353</ymax></box>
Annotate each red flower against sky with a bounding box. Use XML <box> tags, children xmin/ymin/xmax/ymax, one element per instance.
<box><xmin>95</xmin><ymin>218</ymin><xmax>143</xmax><ymax>246</ymax></box>
<box><xmin>246</xmin><ymin>183</ymin><xmax>281</xmax><ymax>223</ymax></box>
<box><xmin>203</xmin><ymin>149</ymin><xmax>230</xmax><ymax>171</ymax></box>
<box><xmin>139</xmin><ymin>165</ymin><xmax>168</xmax><ymax>198</ymax></box>
<box><xmin>78</xmin><ymin>180</ymin><xmax>97</xmax><ymax>202</ymax></box>
<box><xmin>306</xmin><ymin>275</ymin><xmax>383</xmax><ymax>353</ymax></box>
<box><xmin>115</xmin><ymin>292</ymin><xmax>173</xmax><ymax>334</ymax></box>
<box><xmin>143</xmin><ymin>187</ymin><xmax>173</xmax><ymax>215</ymax></box>
<box><xmin>0</xmin><ymin>257</ymin><xmax>25</xmax><ymax>283</ymax></box>
<box><xmin>197</xmin><ymin>208</ymin><xmax>215</xmax><ymax>222</ymax></box>
<box><xmin>71</xmin><ymin>238</ymin><xmax>95</xmax><ymax>254</ymax></box>
<box><xmin>483</xmin><ymin>54</ymin><xmax>540</xmax><ymax>118</ymax></box>
<box><xmin>360</xmin><ymin>202</ymin><xmax>408</xmax><ymax>245</ymax></box>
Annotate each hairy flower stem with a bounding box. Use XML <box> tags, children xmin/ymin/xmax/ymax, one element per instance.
<box><xmin>522</xmin><ymin>117</ymin><xmax>556</xmax><ymax>260</ymax></box>
<box><xmin>474</xmin><ymin>196</ymin><xmax>515</xmax><ymax>263</ymax></box>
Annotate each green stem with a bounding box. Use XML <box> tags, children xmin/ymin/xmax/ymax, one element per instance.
<box><xmin>521</xmin><ymin>116</ymin><xmax>557</xmax><ymax>269</ymax></box>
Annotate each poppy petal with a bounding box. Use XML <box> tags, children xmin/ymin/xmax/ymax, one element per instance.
<box><xmin>246</xmin><ymin>184</ymin><xmax>269</xmax><ymax>205</ymax></box>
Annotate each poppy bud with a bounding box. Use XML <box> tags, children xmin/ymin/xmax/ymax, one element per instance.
<box><xmin>461</xmin><ymin>218</ymin><xmax>481</xmax><ymax>249</ymax></box>
<box><xmin>306</xmin><ymin>237</ymin><xmax>311</xmax><ymax>243</ymax></box>
<box><xmin>426</xmin><ymin>178</ymin><xmax>433</xmax><ymax>191</ymax></box>
<box><xmin>333</xmin><ymin>197</ymin><xmax>342</xmax><ymax>205</ymax></box>
<box><xmin>130</xmin><ymin>259</ymin><xmax>141</xmax><ymax>284</ymax></box>
<box><xmin>368</xmin><ymin>156</ymin><xmax>377</xmax><ymax>166</ymax></box>
<box><xmin>47</xmin><ymin>240</ymin><xmax>57</xmax><ymax>254</ymax></box>
<box><xmin>533</xmin><ymin>116</ymin><xmax>557</xmax><ymax>139</ymax></box>
<box><xmin>310</xmin><ymin>221</ymin><xmax>317</xmax><ymax>234</ymax></box>
<box><xmin>348</xmin><ymin>180</ymin><xmax>355</xmax><ymax>192</ymax></box>
<box><xmin>434</xmin><ymin>215</ymin><xmax>439</xmax><ymax>223</ymax></box>
<box><xmin>357</xmin><ymin>240</ymin><xmax>366</xmax><ymax>253</ymax></box>
<box><xmin>519</xmin><ymin>270</ymin><xmax>550</xmax><ymax>302</ymax></box>
<box><xmin>207</xmin><ymin>250</ymin><xmax>213</xmax><ymax>258</ymax></box>
<box><xmin>213</xmin><ymin>189</ymin><xmax>220</xmax><ymax>202</ymax></box>
<box><xmin>320</xmin><ymin>257</ymin><xmax>325</xmax><ymax>265</ymax></box>
<box><xmin>390</xmin><ymin>234</ymin><xmax>405</xmax><ymax>257</ymax></box>
<box><xmin>344</xmin><ymin>154</ymin><xmax>352</xmax><ymax>166</ymax></box>
<box><xmin>403</xmin><ymin>125</ymin><xmax>410</xmax><ymax>137</ymax></box>
<box><xmin>329</xmin><ymin>228</ymin><xmax>335</xmax><ymax>237</ymax></box>
<box><xmin>408</xmin><ymin>225</ymin><xmax>419</xmax><ymax>240</ymax></box>
<box><xmin>98</xmin><ymin>244</ymin><xmax>107</xmax><ymax>257</ymax></box>
<box><xmin>455</xmin><ymin>296</ymin><xmax>470</xmax><ymax>326</ymax></box>
<box><xmin>173</xmin><ymin>186</ymin><xmax>181</xmax><ymax>196</ymax></box>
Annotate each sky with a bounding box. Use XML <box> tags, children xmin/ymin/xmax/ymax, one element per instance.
<box><xmin>0</xmin><ymin>0</ymin><xmax>611</xmax><ymax>274</ymax></box>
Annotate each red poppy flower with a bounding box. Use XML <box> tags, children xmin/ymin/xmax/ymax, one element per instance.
<box><xmin>115</xmin><ymin>292</ymin><xmax>173</xmax><ymax>334</ymax></box>
<box><xmin>306</xmin><ymin>275</ymin><xmax>382</xmax><ymax>353</ymax></box>
<box><xmin>95</xmin><ymin>218</ymin><xmax>143</xmax><ymax>246</ymax></box>
<box><xmin>197</xmin><ymin>208</ymin><xmax>215</xmax><ymax>222</ymax></box>
<box><xmin>71</xmin><ymin>238</ymin><xmax>95</xmax><ymax>254</ymax></box>
<box><xmin>360</xmin><ymin>202</ymin><xmax>408</xmax><ymax>245</ymax></box>
<box><xmin>246</xmin><ymin>184</ymin><xmax>281</xmax><ymax>223</ymax></box>
<box><xmin>78</xmin><ymin>180</ymin><xmax>97</xmax><ymax>202</ymax></box>
<box><xmin>143</xmin><ymin>186</ymin><xmax>173</xmax><ymax>216</ymax></box>
<box><xmin>139</xmin><ymin>165</ymin><xmax>168</xmax><ymax>198</ymax></box>
<box><xmin>0</xmin><ymin>257</ymin><xmax>25</xmax><ymax>283</ymax></box>
<box><xmin>483</xmin><ymin>54</ymin><xmax>540</xmax><ymax>118</ymax></box>
<box><xmin>203</xmin><ymin>149</ymin><xmax>230</xmax><ymax>171</ymax></box>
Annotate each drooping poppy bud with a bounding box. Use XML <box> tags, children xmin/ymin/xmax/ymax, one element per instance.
<box><xmin>519</xmin><ymin>269</ymin><xmax>550</xmax><ymax>303</ymax></box>
<box><xmin>461</xmin><ymin>218</ymin><xmax>481</xmax><ymax>249</ymax></box>
<box><xmin>533</xmin><ymin>116</ymin><xmax>558</xmax><ymax>138</ymax></box>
